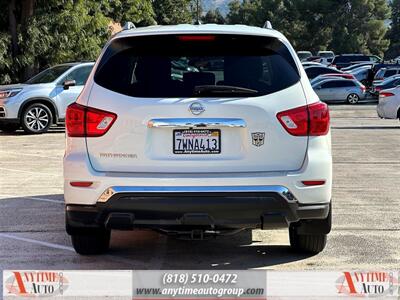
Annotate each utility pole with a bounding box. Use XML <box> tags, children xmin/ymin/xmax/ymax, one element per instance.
<box><xmin>195</xmin><ymin>0</ymin><xmax>201</xmax><ymax>25</ymax></box>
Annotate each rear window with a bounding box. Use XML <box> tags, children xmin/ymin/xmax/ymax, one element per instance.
<box><xmin>384</xmin><ymin>70</ymin><xmax>398</xmax><ymax>77</ymax></box>
<box><xmin>26</xmin><ymin>65</ymin><xmax>72</xmax><ymax>84</ymax></box>
<box><xmin>321</xmin><ymin>80</ymin><xmax>355</xmax><ymax>88</ymax></box>
<box><xmin>319</xmin><ymin>52</ymin><xmax>333</xmax><ymax>58</ymax></box>
<box><xmin>305</xmin><ymin>67</ymin><xmax>339</xmax><ymax>78</ymax></box>
<box><xmin>339</xmin><ymin>81</ymin><xmax>356</xmax><ymax>87</ymax></box>
<box><xmin>94</xmin><ymin>35</ymin><xmax>300</xmax><ymax>98</ymax></box>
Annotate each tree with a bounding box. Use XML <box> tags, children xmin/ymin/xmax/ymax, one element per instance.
<box><xmin>227</xmin><ymin>0</ymin><xmax>262</xmax><ymax>26</ymax></box>
<box><xmin>153</xmin><ymin>0</ymin><xmax>193</xmax><ymax>24</ymax></box>
<box><xmin>386</xmin><ymin>0</ymin><xmax>400</xmax><ymax>58</ymax></box>
<box><xmin>279</xmin><ymin>0</ymin><xmax>334</xmax><ymax>51</ymax></box>
<box><xmin>226</xmin><ymin>0</ymin><xmax>390</xmax><ymax>56</ymax></box>
<box><xmin>98</xmin><ymin>0</ymin><xmax>155</xmax><ymax>26</ymax></box>
<box><xmin>202</xmin><ymin>8</ymin><xmax>225</xmax><ymax>24</ymax></box>
<box><xmin>0</xmin><ymin>0</ymin><xmax>155</xmax><ymax>84</ymax></box>
<box><xmin>328</xmin><ymin>0</ymin><xmax>390</xmax><ymax>57</ymax></box>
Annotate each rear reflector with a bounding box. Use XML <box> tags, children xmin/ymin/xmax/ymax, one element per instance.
<box><xmin>70</xmin><ymin>181</ymin><xmax>93</xmax><ymax>187</ymax></box>
<box><xmin>177</xmin><ymin>35</ymin><xmax>216</xmax><ymax>41</ymax></box>
<box><xmin>379</xmin><ymin>92</ymin><xmax>395</xmax><ymax>98</ymax></box>
<box><xmin>277</xmin><ymin>102</ymin><xmax>330</xmax><ymax>136</ymax></box>
<box><xmin>66</xmin><ymin>103</ymin><xmax>117</xmax><ymax>137</ymax></box>
<box><xmin>302</xmin><ymin>180</ymin><xmax>326</xmax><ymax>186</ymax></box>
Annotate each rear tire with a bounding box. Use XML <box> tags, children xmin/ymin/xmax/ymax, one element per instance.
<box><xmin>0</xmin><ymin>123</ymin><xmax>20</xmax><ymax>133</ymax></box>
<box><xmin>71</xmin><ymin>230</ymin><xmax>111</xmax><ymax>255</ymax></box>
<box><xmin>289</xmin><ymin>227</ymin><xmax>327</xmax><ymax>254</ymax></box>
<box><xmin>347</xmin><ymin>93</ymin><xmax>360</xmax><ymax>104</ymax></box>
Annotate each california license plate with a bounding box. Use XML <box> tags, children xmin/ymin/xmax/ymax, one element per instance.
<box><xmin>173</xmin><ymin>129</ymin><xmax>221</xmax><ymax>154</ymax></box>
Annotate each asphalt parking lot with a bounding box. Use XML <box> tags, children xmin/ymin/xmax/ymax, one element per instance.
<box><xmin>0</xmin><ymin>103</ymin><xmax>399</xmax><ymax>272</ymax></box>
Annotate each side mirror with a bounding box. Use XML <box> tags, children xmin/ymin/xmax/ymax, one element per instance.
<box><xmin>63</xmin><ymin>80</ymin><xmax>76</xmax><ymax>90</ymax></box>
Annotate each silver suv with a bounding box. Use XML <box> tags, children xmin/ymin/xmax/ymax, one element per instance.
<box><xmin>0</xmin><ymin>62</ymin><xmax>94</xmax><ymax>134</ymax></box>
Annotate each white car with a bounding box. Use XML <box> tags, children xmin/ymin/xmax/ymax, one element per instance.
<box><xmin>377</xmin><ymin>87</ymin><xmax>400</xmax><ymax>119</ymax></box>
<box><xmin>317</xmin><ymin>51</ymin><xmax>335</xmax><ymax>66</ymax></box>
<box><xmin>64</xmin><ymin>24</ymin><xmax>332</xmax><ymax>255</ymax></box>
<box><xmin>297</xmin><ymin>51</ymin><xmax>313</xmax><ymax>61</ymax></box>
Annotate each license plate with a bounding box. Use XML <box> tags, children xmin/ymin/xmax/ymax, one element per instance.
<box><xmin>173</xmin><ymin>129</ymin><xmax>221</xmax><ymax>154</ymax></box>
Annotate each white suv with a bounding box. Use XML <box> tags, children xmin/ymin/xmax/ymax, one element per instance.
<box><xmin>64</xmin><ymin>24</ymin><xmax>332</xmax><ymax>255</ymax></box>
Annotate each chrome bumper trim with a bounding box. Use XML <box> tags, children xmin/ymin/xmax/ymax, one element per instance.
<box><xmin>147</xmin><ymin>118</ymin><xmax>246</xmax><ymax>128</ymax></box>
<box><xmin>97</xmin><ymin>185</ymin><xmax>297</xmax><ymax>203</ymax></box>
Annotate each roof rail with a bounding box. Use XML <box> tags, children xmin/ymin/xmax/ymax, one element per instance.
<box><xmin>263</xmin><ymin>20</ymin><xmax>273</xmax><ymax>29</ymax></box>
<box><xmin>123</xmin><ymin>22</ymin><xmax>136</xmax><ymax>30</ymax></box>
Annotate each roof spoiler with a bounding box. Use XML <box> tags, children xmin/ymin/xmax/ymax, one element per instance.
<box><xmin>263</xmin><ymin>20</ymin><xmax>273</xmax><ymax>29</ymax></box>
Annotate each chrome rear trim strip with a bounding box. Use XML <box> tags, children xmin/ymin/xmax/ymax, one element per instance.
<box><xmin>147</xmin><ymin>118</ymin><xmax>246</xmax><ymax>128</ymax></box>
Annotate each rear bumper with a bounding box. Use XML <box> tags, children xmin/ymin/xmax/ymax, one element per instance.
<box><xmin>377</xmin><ymin>100</ymin><xmax>398</xmax><ymax>119</ymax></box>
<box><xmin>66</xmin><ymin>186</ymin><xmax>330</xmax><ymax>234</ymax></box>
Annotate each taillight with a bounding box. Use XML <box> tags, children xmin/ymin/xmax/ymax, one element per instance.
<box><xmin>277</xmin><ymin>102</ymin><xmax>330</xmax><ymax>136</ymax></box>
<box><xmin>70</xmin><ymin>181</ymin><xmax>93</xmax><ymax>187</ymax></box>
<box><xmin>361</xmin><ymin>85</ymin><xmax>366</xmax><ymax>93</ymax></box>
<box><xmin>66</xmin><ymin>103</ymin><xmax>117</xmax><ymax>137</ymax></box>
<box><xmin>379</xmin><ymin>92</ymin><xmax>395</xmax><ymax>98</ymax></box>
<box><xmin>302</xmin><ymin>180</ymin><xmax>326</xmax><ymax>186</ymax></box>
<box><xmin>177</xmin><ymin>35</ymin><xmax>216</xmax><ymax>41</ymax></box>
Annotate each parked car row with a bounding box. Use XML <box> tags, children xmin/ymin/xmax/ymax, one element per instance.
<box><xmin>299</xmin><ymin>55</ymin><xmax>400</xmax><ymax>118</ymax></box>
<box><xmin>298</xmin><ymin>51</ymin><xmax>400</xmax><ymax>108</ymax></box>
<box><xmin>297</xmin><ymin>51</ymin><xmax>335</xmax><ymax>65</ymax></box>
<box><xmin>296</xmin><ymin>51</ymin><xmax>381</xmax><ymax>68</ymax></box>
<box><xmin>300</xmin><ymin>61</ymin><xmax>366</xmax><ymax>104</ymax></box>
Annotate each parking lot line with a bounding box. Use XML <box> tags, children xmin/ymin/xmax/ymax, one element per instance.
<box><xmin>0</xmin><ymin>232</ymin><xmax>159</xmax><ymax>267</ymax></box>
<box><xmin>0</xmin><ymin>233</ymin><xmax>75</xmax><ymax>252</ymax></box>
<box><xmin>0</xmin><ymin>167</ymin><xmax>61</xmax><ymax>176</ymax></box>
<box><xmin>0</xmin><ymin>194</ymin><xmax>64</xmax><ymax>204</ymax></box>
<box><xmin>0</xmin><ymin>150</ymin><xmax>60</xmax><ymax>159</ymax></box>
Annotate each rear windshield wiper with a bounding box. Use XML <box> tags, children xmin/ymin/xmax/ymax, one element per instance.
<box><xmin>193</xmin><ymin>85</ymin><xmax>259</xmax><ymax>96</ymax></box>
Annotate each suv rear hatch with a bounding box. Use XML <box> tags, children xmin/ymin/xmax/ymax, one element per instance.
<box><xmin>84</xmin><ymin>33</ymin><xmax>310</xmax><ymax>173</ymax></box>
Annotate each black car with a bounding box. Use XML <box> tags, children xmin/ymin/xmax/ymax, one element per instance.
<box><xmin>332</xmin><ymin>54</ymin><xmax>381</xmax><ymax>69</ymax></box>
<box><xmin>304</xmin><ymin>66</ymin><xmax>342</xmax><ymax>79</ymax></box>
